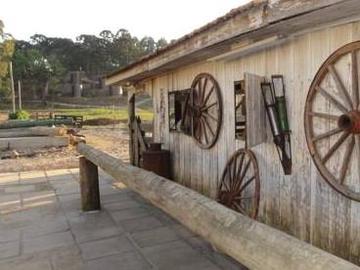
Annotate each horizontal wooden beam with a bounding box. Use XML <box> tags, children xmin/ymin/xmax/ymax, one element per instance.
<box><xmin>0</xmin><ymin>136</ymin><xmax>69</xmax><ymax>151</ymax></box>
<box><xmin>0</xmin><ymin>127</ymin><xmax>66</xmax><ymax>138</ymax></box>
<box><xmin>77</xmin><ymin>143</ymin><xmax>359</xmax><ymax>270</ymax></box>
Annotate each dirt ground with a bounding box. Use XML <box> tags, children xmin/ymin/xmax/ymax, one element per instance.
<box><xmin>0</xmin><ymin>123</ymin><xmax>131</xmax><ymax>173</ymax></box>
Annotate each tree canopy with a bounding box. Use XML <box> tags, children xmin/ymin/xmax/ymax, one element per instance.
<box><xmin>0</xmin><ymin>20</ymin><xmax>15</xmax><ymax>100</ymax></box>
<box><xmin>11</xmin><ymin>29</ymin><xmax>168</xmax><ymax>99</ymax></box>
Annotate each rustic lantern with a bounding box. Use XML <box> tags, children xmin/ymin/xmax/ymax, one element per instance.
<box><xmin>272</xmin><ymin>75</ymin><xmax>290</xmax><ymax>132</ymax></box>
<box><xmin>261</xmin><ymin>82</ymin><xmax>282</xmax><ymax>145</ymax></box>
<box><xmin>261</xmin><ymin>80</ymin><xmax>292</xmax><ymax>175</ymax></box>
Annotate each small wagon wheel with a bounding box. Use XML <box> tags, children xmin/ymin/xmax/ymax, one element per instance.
<box><xmin>217</xmin><ymin>149</ymin><xmax>260</xmax><ymax>219</ymax></box>
<box><xmin>190</xmin><ymin>73</ymin><xmax>222</xmax><ymax>149</ymax></box>
<box><xmin>305</xmin><ymin>41</ymin><xmax>360</xmax><ymax>201</ymax></box>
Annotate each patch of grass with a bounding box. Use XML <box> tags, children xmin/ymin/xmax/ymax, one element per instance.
<box><xmin>52</xmin><ymin>107</ymin><xmax>153</xmax><ymax>122</ymax></box>
<box><xmin>0</xmin><ymin>102</ymin><xmax>154</xmax><ymax>123</ymax></box>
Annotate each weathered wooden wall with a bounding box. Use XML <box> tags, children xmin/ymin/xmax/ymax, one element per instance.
<box><xmin>148</xmin><ymin>21</ymin><xmax>360</xmax><ymax>264</ymax></box>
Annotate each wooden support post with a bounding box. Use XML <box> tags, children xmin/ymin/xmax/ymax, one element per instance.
<box><xmin>18</xmin><ymin>80</ymin><xmax>22</xmax><ymax>110</ymax></box>
<box><xmin>128</xmin><ymin>91</ymin><xmax>135</xmax><ymax>165</ymax></box>
<box><xmin>9</xmin><ymin>62</ymin><xmax>15</xmax><ymax>113</ymax></box>
<box><xmin>79</xmin><ymin>156</ymin><xmax>100</xmax><ymax>211</ymax></box>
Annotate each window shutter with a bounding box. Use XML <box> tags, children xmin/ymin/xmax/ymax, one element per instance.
<box><xmin>245</xmin><ymin>72</ymin><xmax>267</xmax><ymax>148</ymax></box>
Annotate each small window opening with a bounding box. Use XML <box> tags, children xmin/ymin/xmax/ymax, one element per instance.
<box><xmin>169</xmin><ymin>89</ymin><xmax>192</xmax><ymax>135</ymax></box>
<box><xmin>234</xmin><ymin>80</ymin><xmax>246</xmax><ymax>140</ymax></box>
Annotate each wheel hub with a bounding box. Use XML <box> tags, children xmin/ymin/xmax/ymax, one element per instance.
<box><xmin>193</xmin><ymin>106</ymin><xmax>202</xmax><ymax>118</ymax></box>
<box><xmin>219</xmin><ymin>191</ymin><xmax>235</xmax><ymax>207</ymax></box>
<box><xmin>338</xmin><ymin>111</ymin><xmax>360</xmax><ymax>134</ymax></box>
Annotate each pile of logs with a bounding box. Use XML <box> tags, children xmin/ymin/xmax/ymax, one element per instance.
<box><xmin>0</xmin><ymin>125</ymin><xmax>85</xmax><ymax>159</ymax></box>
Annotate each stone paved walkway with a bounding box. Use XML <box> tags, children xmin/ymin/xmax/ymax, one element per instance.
<box><xmin>0</xmin><ymin>169</ymin><xmax>247</xmax><ymax>270</ymax></box>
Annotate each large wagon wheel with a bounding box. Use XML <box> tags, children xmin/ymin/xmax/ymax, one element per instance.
<box><xmin>305</xmin><ymin>41</ymin><xmax>360</xmax><ymax>201</ymax></box>
<box><xmin>217</xmin><ymin>149</ymin><xmax>260</xmax><ymax>219</ymax></box>
<box><xmin>190</xmin><ymin>73</ymin><xmax>222</xmax><ymax>149</ymax></box>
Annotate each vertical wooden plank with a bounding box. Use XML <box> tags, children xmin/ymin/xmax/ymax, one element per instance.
<box><xmin>349</xmin><ymin>21</ymin><xmax>360</xmax><ymax>265</ymax></box>
<box><xmin>276</xmin><ymin>42</ymin><xmax>296</xmax><ymax>235</ymax></box>
<box><xmin>309</xmin><ymin>27</ymin><xmax>332</xmax><ymax>253</ymax></box>
<box><xmin>264</xmin><ymin>47</ymin><xmax>281</xmax><ymax>229</ymax></box>
<box><xmin>292</xmin><ymin>33</ymin><xmax>312</xmax><ymax>243</ymax></box>
<box><xmin>327</xmin><ymin>23</ymin><xmax>352</xmax><ymax>260</ymax></box>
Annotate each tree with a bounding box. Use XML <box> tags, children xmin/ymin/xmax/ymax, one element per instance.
<box><xmin>12</xmin><ymin>29</ymin><xmax>168</xmax><ymax>100</ymax></box>
<box><xmin>13</xmin><ymin>47</ymin><xmax>65</xmax><ymax>99</ymax></box>
<box><xmin>0</xmin><ymin>20</ymin><xmax>15</xmax><ymax>101</ymax></box>
<box><xmin>156</xmin><ymin>38</ymin><xmax>168</xmax><ymax>50</ymax></box>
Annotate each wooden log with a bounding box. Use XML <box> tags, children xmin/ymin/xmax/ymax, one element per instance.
<box><xmin>0</xmin><ymin>119</ymin><xmax>73</xmax><ymax>129</ymax></box>
<box><xmin>0</xmin><ymin>136</ymin><xmax>69</xmax><ymax>151</ymax></box>
<box><xmin>0</xmin><ymin>127</ymin><xmax>67</xmax><ymax>138</ymax></box>
<box><xmin>79</xmin><ymin>156</ymin><xmax>100</xmax><ymax>212</ymax></box>
<box><xmin>77</xmin><ymin>143</ymin><xmax>359</xmax><ymax>270</ymax></box>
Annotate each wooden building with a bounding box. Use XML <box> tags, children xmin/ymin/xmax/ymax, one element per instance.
<box><xmin>106</xmin><ymin>0</ymin><xmax>360</xmax><ymax>265</ymax></box>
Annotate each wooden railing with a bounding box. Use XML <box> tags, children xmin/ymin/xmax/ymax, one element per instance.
<box><xmin>77</xmin><ymin>143</ymin><xmax>359</xmax><ymax>270</ymax></box>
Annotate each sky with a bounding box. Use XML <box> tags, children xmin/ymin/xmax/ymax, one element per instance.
<box><xmin>0</xmin><ymin>0</ymin><xmax>251</xmax><ymax>42</ymax></box>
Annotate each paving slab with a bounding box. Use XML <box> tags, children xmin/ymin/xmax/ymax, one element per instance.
<box><xmin>79</xmin><ymin>235</ymin><xmax>135</xmax><ymax>260</ymax></box>
<box><xmin>0</xmin><ymin>258</ymin><xmax>53</xmax><ymax>270</ymax></box>
<box><xmin>22</xmin><ymin>231</ymin><xmax>74</xmax><ymax>254</ymax></box>
<box><xmin>110</xmin><ymin>207</ymin><xmax>150</xmax><ymax>223</ymax></box>
<box><xmin>0</xmin><ymin>241</ymin><xmax>20</xmax><ymax>260</ymax></box>
<box><xmin>0</xmin><ymin>172</ymin><xmax>19</xmax><ymax>186</ymax></box>
<box><xmin>131</xmin><ymin>226</ymin><xmax>180</xmax><ymax>248</ymax></box>
<box><xmin>0</xmin><ymin>229</ymin><xmax>20</xmax><ymax>243</ymax></box>
<box><xmin>103</xmin><ymin>199</ymin><xmax>141</xmax><ymax>211</ymax></box>
<box><xmin>142</xmin><ymin>240</ymin><xmax>221</xmax><ymax>270</ymax></box>
<box><xmin>86</xmin><ymin>252</ymin><xmax>151</xmax><ymax>270</ymax></box>
<box><xmin>69</xmin><ymin>212</ymin><xmax>121</xmax><ymax>243</ymax></box>
<box><xmin>50</xmin><ymin>245</ymin><xmax>85</xmax><ymax>270</ymax></box>
<box><xmin>0</xmin><ymin>193</ymin><xmax>21</xmax><ymax>214</ymax></box>
<box><xmin>5</xmin><ymin>185</ymin><xmax>36</xmax><ymax>193</ymax></box>
<box><xmin>0</xmin><ymin>169</ymin><xmax>247</xmax><ymax>270</ymax></box>
<box><xmin>120</xmin><ymin>216</ymin><xmax>164</xmax><ymax>233</ymax></box>
<box><xmin>19</xmin><ymin>171</ymin><xmax>47</xmax><ymax>184</ymax></box>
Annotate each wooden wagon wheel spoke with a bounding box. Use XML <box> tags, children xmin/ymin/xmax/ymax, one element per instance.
<box><xmin>307</xmin><ymin>111</ymin><xmax>340</xmax><ymax>121</ymax></box>
<box><xmin>305</xmin><ymin>41</ymin><xmax>360</xmax><ymax>201</ymax></box>
<box><xmin>339</xmin><ymin>136</ymin><xmax>355</xmax><ymax>184</ymax></box>
<box><xmin>220</xmin><ymin>170</ymin><xmax>231</xmax><ymax>192</ymax></box>
<box><xmin>202</xmin><ymin>86</ymin><xmax>214</xmax><ymax>106</ymax></box>
<box><xmin>233</xmin><ymin>158</ymin><xmax>251</xmax><ymax>192</ymax></box>
<box><xmin>351</xmin><ymin>51</ymin><xmax>359</xmax><ymax>109</ymax></box>
<box><xmin>232</xmin><ymin>155</ymin><xmax>238</xmax><ymax>183</ymax></box>
<box><xmin>202</xmin><ymin>111</ymin><xmax>218</xmax><ymax>122</ymax></box>
<box><xmin>217</xmin><ymin>149</ymin><xmax>260</xmax><ymax>219</ymax></box>
<box><xmin>235</xmin><ymin>196</ymin><xmax>255</xmax><ymax>201</ymax></box>
<box><xmin>190</xmin><ymin>73</ymin><xmax>222</xmax><ymax>149</ymax></box>
<box><xmin>232</xmin><ymin>201</ymin><xmax>247</xmax><ymax>215</ymax></box>
<box><xmin>200</xmin><ymin>118</ymin><xmax>209</xmax><ymax>145</ymax></box>
<box><xmin>239</xmin><ymin>176</ymin><xmax>256</xmax><ymax>194</ymax></box>
<box><xmin>312</xmin><ymin>127</ymin><xmax>343</xmax><ymax>142</ymax></box>
<box><xmin>328</xmin><ymin>65</ymin><xmax>353</xmax><ymax>109</ymax></box>
<box><xmin>322</xmin><ymin>131</ymin><xmax>350</xmax><ymax>163</ymax></box>
<box><xmin>200</xmin><ymin>78</ymin><xmax>208</xmax><ymax>103</ymax></box>
<box><xmin>202</xmin><ymin>116</ymin><xmax>215</xmax><ymax>137</ymax></box>
<box><xmin>201</xmin><ymin>102</ymin><xmax>217</xmax><ymax>112</ymax></box>
<box><xmin>316</xmin><ymin>86</ymin><xmax>349</xmax><ymax>113</ymax></box>
<box><xmin>196</xmin><ymin>79</ymin><xmax>202</xmax><ymax>102</ymax></box>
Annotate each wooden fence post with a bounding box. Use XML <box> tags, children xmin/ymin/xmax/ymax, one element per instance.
<box><xmin>79</xmin><ymin>156</ymin><xmax>100</xmax><ymax>211</ymax></box>
<box><xmin>128</xmin><ymin>91</ymin><xmax>135</xmax><ymax>165</ymax></box>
